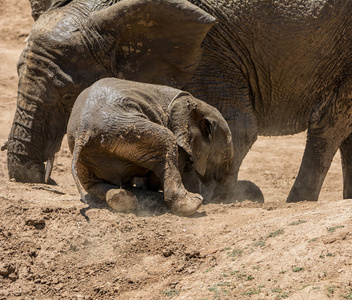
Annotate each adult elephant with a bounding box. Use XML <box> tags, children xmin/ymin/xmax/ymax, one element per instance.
<box><xmin>6</xmin><ymin>0</ymin><xmax>352</xmax><ymax>203</ymax></box>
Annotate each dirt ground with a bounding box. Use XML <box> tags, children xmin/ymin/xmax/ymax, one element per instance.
<box><xmin>0</xmin><ymin>1</ymin><xmax>351</xmax><ymax>299</ymax></box>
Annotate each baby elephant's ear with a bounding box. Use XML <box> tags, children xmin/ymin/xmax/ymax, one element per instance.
<box><xmin>28</xmin><ymin>0</ymin><xmax>70</xmax><ymax>21</ymax></box>
<box><xmin>28</xmin><ymin>0</ymin><xmax>52</xmax><ymax>20</ymax></box>
<box><xmin>89</xmin><ymin>0</ymin><xmax>216</xmax><ymax>88</ymax></box>
<box><xmin>169</xmin><ymin>93</ymin><xmax>213</xmax><ymax>177</ymax></box>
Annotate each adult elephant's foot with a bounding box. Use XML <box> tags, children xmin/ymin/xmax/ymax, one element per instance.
<box><xmin>234</xmin><ymin>180</ymin><xmax>264</xmax><ymax>203</ymax></box>
<box><xmin>211</xmin><ymin>180</ymin><xmax>264</xmax><ymax>204</ymax></box>
<box><xmin>106</xmin><ymin>189</ymin><xmax>138</xmax><ymax>212</ymax></box>
<box><xmin>286</xmin><ymin>186</ymin><xmax>319</xmax><ymax>203</ymax></box>
<box><xmin>168</xmin><ymin>191</ymin><xmax>203</xmax><ymax>217</ymax></box>
<box><xmin>7</xmin><ymin>159</ymin><xmax>45</xmax><ymax>183</ymax></box>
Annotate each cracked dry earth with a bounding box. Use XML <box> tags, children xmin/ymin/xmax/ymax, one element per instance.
<box><xmin>0</xmin><ymin>1</ymin><xmax>351</xmax><ymax>299</ymax></box>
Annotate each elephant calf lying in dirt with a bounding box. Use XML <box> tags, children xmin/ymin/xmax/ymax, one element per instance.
<box><xmin>67</xmin><ymin>78</ymin><xmax>234</xmax><ymax>216</ymax></box>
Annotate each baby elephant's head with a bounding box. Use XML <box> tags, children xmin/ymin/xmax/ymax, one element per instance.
<box><xmin>169</xmin><ymin>92</ymin><xmax>234</xmax><ymax>200</ymax></box>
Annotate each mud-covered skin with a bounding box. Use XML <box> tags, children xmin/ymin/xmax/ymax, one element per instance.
<box><xmin>6</xmin><ymin>0</ymin><xmax>215</xmax><ymax>184</ymax></box>
<box><xmin>67</xmin><ymin>78</ymin><xmax>234</xmax><ymax>216</ymax></box>
<box><xmin>8</xmin><ymin>0</ymin><xmax>352</xmax><ymax>203</ymax></box>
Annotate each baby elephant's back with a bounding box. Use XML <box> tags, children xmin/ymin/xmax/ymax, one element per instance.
<box><xmin>68</xmin><ymin>78</ymin><xmax>181</xmax><ymax>137</ymax></box>
<box><xmin>67</xmin><ymin>78</ymin><xmax>182</xmax><ymax>153</ymax></box>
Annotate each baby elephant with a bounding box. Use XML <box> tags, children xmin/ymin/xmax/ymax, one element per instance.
<box><xmin>67</xmin><ymin>78</ymin><xmax>234</xmax><ymax>216</ymax></box>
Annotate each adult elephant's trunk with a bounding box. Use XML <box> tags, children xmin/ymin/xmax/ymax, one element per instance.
<box><xmin>7</xmin><ymin>45</ymin><xmax>75</xmax><ymax>183</ymax></box>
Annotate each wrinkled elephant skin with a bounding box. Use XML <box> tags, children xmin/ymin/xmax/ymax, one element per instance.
<box><xmin>7</xmin><ymin>0</ymin><xmax>352</xmax><ymax>203</ymax></box>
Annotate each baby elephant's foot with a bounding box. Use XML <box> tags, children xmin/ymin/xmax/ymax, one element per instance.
<box><xmin>106</xmin><ymin>189</ymin><xmax>138</xmax><ymax>212</ymax></box>
<box><xmin>169</xmin><ymin>192</ymin><xmax>203</xmax><ymax>217</ymax></box>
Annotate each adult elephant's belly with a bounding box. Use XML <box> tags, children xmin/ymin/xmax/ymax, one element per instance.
<box><xmin>254</xmin><ymin>82</ymin><xmax>318</xmax><ymax>137</ymax></box>
<box><xmin>256</xmin><ymin>109</ymin><xmax>311</xmax><ymax>137</ymax></box>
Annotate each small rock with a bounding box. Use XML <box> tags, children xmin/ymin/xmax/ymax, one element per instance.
<box><xmin>0</xmin><ymin>263</ymin><xmax>15</xmax><ymax>277</ymax></box>
<box><xmin>175</xmin><ymin>265</ymin><xmax>185</xmax><ymax>272</ymax></box>
<box><xmin>185</xmin><ymin>250</ymin><xmax>200</xmax><ymax>259</ymax></box>
<box><xmin>169</xmin><ymin>281</ymin><xmax>179</xmax><ymax>288</ymax></box>
<box><xmin>25</xmin><ymin>218</ymin><xmax>46</xmax><ymax>230</ymax></box>
<box><xmin>42</xmin><ymin>207</ymin><xmax>54</xmax><ymax>213</ymax></box>
<box><xmin>28</xmin><ymin>249</ymin><xmax>37</xmax><ymax>258</ymax></box>
<box><xmin>162</xmin><ymin>249</ymin><xmax>173</xmax><ymax>257</ymax></box>
<box><xmin>8</xmin><ymin>273</ymin><xmax>18</xmax><ymax>282</ymax></box>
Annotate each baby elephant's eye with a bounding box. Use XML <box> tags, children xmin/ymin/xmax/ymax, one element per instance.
<box><xmin>223</xmin><ymin>151</ymin><xmax>229</xmax><ymax>160</ymax></box>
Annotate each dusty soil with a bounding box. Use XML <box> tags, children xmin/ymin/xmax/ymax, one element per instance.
<box><xmin>0</xmin><ymin>1</ymin><xmax>351</xmax><ymax>299</ymax></box>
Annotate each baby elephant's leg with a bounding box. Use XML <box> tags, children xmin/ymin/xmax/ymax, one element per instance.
<box><xmin>110</xmin><ymin>120</ymin><xmax>203</xmax><ymax>216</ymax></box>
<box><xmin>74</xmin><ymin>159</ymin><xmax>138</xmax><ymax>212</ymax></box>
<box><xmin>88</xmin><ymin>183</ymin><xmax>138</xmax><ymax>213</ymax></box>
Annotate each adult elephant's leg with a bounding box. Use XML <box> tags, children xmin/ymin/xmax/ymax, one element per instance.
<box><xmin>286</xmin><ymin>130</ymin><xmax>340</xmax><ymax>202</ymax></box>
<box><xmin>287</xmin><ymin>86</ymin><xmax>352</xmax><ymax>202</ymax></box>
<box><xmin>340</xmin><ymin>134</ymin><xmax>352</xmax><ymax>199</ymax></box>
